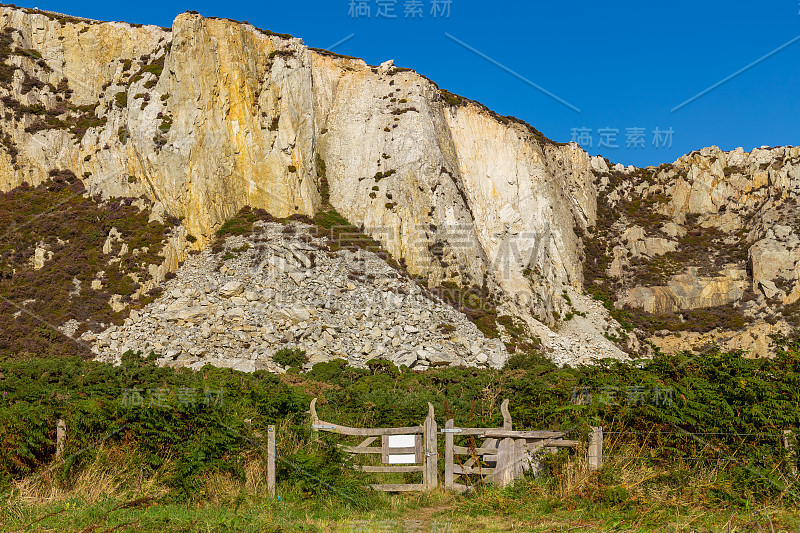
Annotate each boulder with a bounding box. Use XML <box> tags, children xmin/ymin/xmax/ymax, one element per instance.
<box><xmin>220</xmin><ymin>281</ymin><xmax>245</xmax><ymax>297</ymax></box>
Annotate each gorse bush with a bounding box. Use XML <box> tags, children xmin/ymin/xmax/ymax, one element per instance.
<box><xmin>277</xmin><ymin>428</ymin><xmax>373</xmax><ymax>506</ymax></box>
<box><xmin>0</xmin><ymin>338</ymin><xmax>799</xmax><ymax>505</ymax></box>
<box><xmin>0</xmin><ymin>350</ymin><xmax>307</xmax><ymax>498</ymax></box>
<box><xmin>272</xmin><ymin>348</ymin><xmax>307</xmax><ymax>369</ymax></box>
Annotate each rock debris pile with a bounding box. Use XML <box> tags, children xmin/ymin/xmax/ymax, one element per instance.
<box><xmin>89</xmin><ymin>220</ymin><xmax>509</xmax><ymax>372</ymax></box>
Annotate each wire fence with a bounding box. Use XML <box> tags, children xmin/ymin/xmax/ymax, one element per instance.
<box><xmin>603</xmin><ymin>431</ymin><xmax>788</xmax><ymax>437</ymax></box>
<box><xmin>601</xmin><ymin>456</ymin><xmax>741</xmax><ymax>461</ymax></box>
<box><xmin>587</xmin><ymin>426</ymin><xmax>798</xmax><ymax>473</ymax></box>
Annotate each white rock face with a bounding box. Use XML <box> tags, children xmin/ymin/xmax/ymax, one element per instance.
<box><xmin>0</xmin><ymin>6</ymin><xmax>607</xmax><ymax>356</ymax></box>
<box><xmin>32</xmin><ymin>245</ymin><xmax>52</xmax><ymax>270</ymax></box>
<box><xmin>14</xmin><ymin>7</ymin><xmax>800</xmax><ymax>363</ymax></box>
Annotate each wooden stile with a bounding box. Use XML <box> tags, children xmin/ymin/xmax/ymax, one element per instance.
<box><xmin>501</xmin><ymin>399</ymin><xmax>512</xmax><ymax>430</ymax></box>
<box><xmin>444</xmin><ymin>419</ymin><xmax>455</xmax><ymax>490</ymax></box>
<box><xmin>441</xmin><ymin>399</ymin><xmax>578</xmax><ymax>489</ymax></box>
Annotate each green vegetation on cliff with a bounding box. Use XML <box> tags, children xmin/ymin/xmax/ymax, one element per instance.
<box><xmin>0</xmin><ymin>171</ymin><xmax>176</xmax><ymax>360</ymax></box>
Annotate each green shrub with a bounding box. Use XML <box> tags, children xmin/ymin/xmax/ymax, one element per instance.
<box><xmin>503</xmin><ymin>351</ymin><xmax>551</xmax><ymax>372</ymax></box>
<box><xmin>272</xmin><ymin>348</ymin><xmax>308</xmax><ymax>368</ymax></box>
<box><xmin>128</xmin><ymin>56</ymin><xmax>165</xmax><ymax>87</ymax></box>
<box><xmin>440</xmin><ymin>89</ymin><xmax>463</xmax><ymax>106</ymax></box>
<box><xmin>366</xmin><ymin>358</ymin><xmax>399</xmax><ymax>375</ymax></box>
<box><xmin>214</xmin><ymin>206</ymin><xmax>275</xmax><ymax>239</ymax></box>
<box><xmin>15</xmin><ymin>48</ymin><xmax>42</xmax><ymax>59</ymax></box>
<box><xmin>0</xmin><ymin>341</ymin><xmax>800</xmax><ymax>504</ymax></box>
<box><xmin>278</xmin><ymin>431</ymin><xmax>369</xmax><ymax>504</ymax></box>
<box><xmin>374</xmin><ymin>169</ymin><xmax>396</xmax><ymax>182</ymax></box>
<box><xmin>141</xmin><ymin>63</ymin><xmax>163</xmax><ymax>77</ymax></box>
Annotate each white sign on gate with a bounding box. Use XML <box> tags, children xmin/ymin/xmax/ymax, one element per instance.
<box><xmin>387</xmin><ymin>434</ymin><xmax>417</xmax><ymax>464</ymax></box>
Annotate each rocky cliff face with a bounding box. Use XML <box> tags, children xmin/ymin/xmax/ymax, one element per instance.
<box><xmin>588</xmin><ymin>146</ymin><xmax>800</xmax><ymax>357</ymax></box>
<box><xmin>1</xmin><ymin>5</ymin><xmax>797</xmax><ymax>365</ymax></box>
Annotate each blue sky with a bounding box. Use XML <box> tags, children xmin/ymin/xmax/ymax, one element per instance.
<box><xmin>26</xmin><ymin>0</ymin><xmax>800</xmax><ymax>167</ymax></box>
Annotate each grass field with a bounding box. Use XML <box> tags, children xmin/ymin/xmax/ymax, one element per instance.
<box><xmin>4</xmin><ymin>484</ymin><xmax>800</xmax><ymax>532</ymax></box>
<box><xmin>3</xmin><ymin>445</ymin><xmax>800</xmax><ymax>533</ymax></box>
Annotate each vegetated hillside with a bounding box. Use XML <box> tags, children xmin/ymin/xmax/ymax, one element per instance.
<box><xmin>0</xmin><ymin>343</ymin><xmax>798</xmax><ymax>507</ymax></box>
<box><xmin>0</xmin><ymin>171</ymin><xmax>184</xmax><ymax>359</ymax></box>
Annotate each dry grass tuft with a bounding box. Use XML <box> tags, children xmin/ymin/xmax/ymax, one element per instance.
<box><xmin>8</xmin><ymin>445</ymin><xmax>170</xmax><ymax>505</ymax></box>
<box><xmin>198</xmin><ymin>455</ymin><xmax>274</xmax><ymax>506</ymax></box>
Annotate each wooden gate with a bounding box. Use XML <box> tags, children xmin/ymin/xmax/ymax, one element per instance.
<box><xmin>443</xmin><ymin>399</ymin><xmax>578</xmax><ymax>491</ymax></box>
<box><xmin>310</xmin><ymin>398</ymin><xmax>438</xmax><ymax>491</ymax></box>
<box><xmin>310</xmin><ymin>397</ymin><xmax>576</xmax><ymax>492</ymax></box>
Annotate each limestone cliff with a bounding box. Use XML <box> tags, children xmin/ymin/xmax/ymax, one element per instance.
<box><xmin>1</xmin><ymin>5</ymin><xmax>797</xmax><ymax>363</ymax></box>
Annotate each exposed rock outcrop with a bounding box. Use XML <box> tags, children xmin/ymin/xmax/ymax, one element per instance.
<box><xmin>2</xmin><ymin>5</ymin><xmax>800</xmax><ymax>365</ymax></box>
<box><xmin>0</xmin><ymin>6</ymin><xmax>611</xmax><ymax>365</ymax></box>
<box><xmin>588</xmin><ymin>146</ymin><xmax>800</xmax><ymax>357</ymax></box>
<box><xmin>619</xmin><ymin>267</ymin><xmax>748</xmax><ymax>314</ymax></box>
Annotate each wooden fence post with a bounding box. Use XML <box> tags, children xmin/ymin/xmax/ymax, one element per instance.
<box><xmin>784</xmin><ymin>430</ymin><xmax>797</xmax><ymax>476</ymax></box>
<box><xmin>444</xmin><ymin>419</ymin><xmax>454</xmax><ymax>490</ymax></box>
<box><xmin>495</xmin><ymin>438</ymin><xmax>516</xmax><ymax>487</ymax></box>
<box><xmin>424</xmin><ymin>403</ymin><xmax>437</xmax><ymax>490</ymax></box>
<box><xmin>310</xmin><ymin>398</ymin><xmax>320</xmax><ymax>434</ymax></box>
<box><xmin>267</xmin><ymin>425</ymin><xmax>276</xmax><ymax>497</ymax></box>
<box><xmin>588</xmin><ymin>426</ymin><xmax>603</xmax><ymax>472</ymax></box>
<box><xmin>56</xmin><ymin>418</ymin><xmax>66</xmax><ymax>459</ymax></box>
<box><xmin>501</xmin><ymin>399</ymin><xmax>512</xmax><ymax>430</ymax></box>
